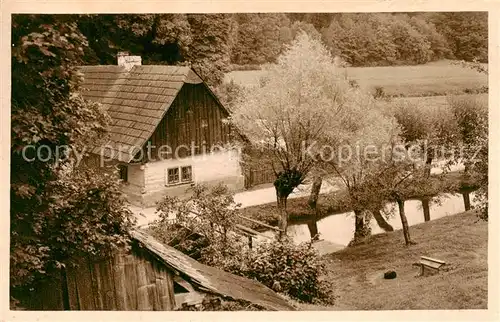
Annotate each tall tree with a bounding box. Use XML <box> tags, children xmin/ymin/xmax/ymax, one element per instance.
<box><xmin>448</xmin><ymin>94</ymin><xmax>488</xmax><ymax>218</ymax></box>
<box><xmin>321</xmin><ymin>14</ymin><xmax>398</xmax><ymax>66</ymax></box>
<box><xmin>77</xmin><ymin>14</ymin><xmax>233</xmax><ymax>87</ymax></box>
<box><xmin>186</xmin><ymin>13</ymin><xmax>237</xmax><ymax>87</ymax></box>
<box><xmin>322</xmin><ymin>97</ymin><xmax>400</xmax><ymax>243</ymax></box>
<box><xmin>391</xmin><ymin>99</ymin><xmax>459</xmax><ymax>221</ymax></box>
<box><xmin>365</xmin><ymin>144</ymin><xmax>428</xmax><ymax>245</ymax></box>
<box><xmin>409</xmin><ymin>15</ymin><xmax>452</xmax><ymax>60</ymax></box>
<box><xmin>431</xmin><ymin>12</ymin><xmax>488</xmax><ymax>62</ymax></box>
<box><xmin>388</xmin><ymin>14</ymin><xmax>432</xmax><ymax>64</ymax></box>
<box><xmin>232</xmin><ymin>13</ymin><xmax>291</xmax><ymax>65</ymax></box>
<box><xmin>11</xmin><ymin>14</ymin><xmax>135</xmax><ymax>290</ymax></box>
<box><xmin>231</xmin><ymin>33</ymin><xmax>352</xmax><ymax>235</ymax></box>
<box><xmin>450</xmin><ymin>61</ymin><xmax>488</xmax><ymax>217</ymax></box>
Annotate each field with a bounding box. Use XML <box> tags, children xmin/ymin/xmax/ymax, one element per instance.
<box><xmin>392</xmin><ymin>92</ymin><xmax>488</xmax><ymax>107</ymax></box>
<box><xmin>225</xmin><ymin>60</ymin><xmax>488</xmax><ymax>97</ymax></box>
<box><xmin>300</xmin><ymin>210</ymin><xmax>488</xmax><ymax>310</ymax></box>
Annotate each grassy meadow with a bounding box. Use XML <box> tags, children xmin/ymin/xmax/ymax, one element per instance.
<box><xmin>303</xmin><ymin>210</ymin><xmax>488</xmax><ymax>310</ymax></box>
<box><xmin>225</xmin><ymin>60</ymin><xmax>488</xmax><ymax>97</ymax></box>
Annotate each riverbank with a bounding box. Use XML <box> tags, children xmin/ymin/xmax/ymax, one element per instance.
<box><xmin>298</xmin><ymin>210</ymin><xmax>488</xmax><ymax>310</ymax></box>
<box><xmin>239</xmin><ymin>171</ymin><xmax>477</xmax><ymax>230</ymax></box>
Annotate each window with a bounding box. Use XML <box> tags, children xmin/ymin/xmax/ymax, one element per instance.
<box><xmin>166</xmin><ymin>165</ymin><xmax>193</xmax><ymax>186</ymax></box>
<box><xmin>167</xmin><ymin>168</ymin><xmax>179</xmax><ymax>184</ymax></box>
<box><xmin>181</xmin><ymin>166</ymin><xmax>192</xmax><ymax>182</ymax></box>
<box><xmin>118</xmin><ymin>165</ymin><xmax>128</xmax><ymax>182</ymax></box>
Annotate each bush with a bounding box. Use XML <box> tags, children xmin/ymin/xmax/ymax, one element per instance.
<box><xmin>228</xmin><ymin>64</ymin><xmax>262</xmax><ymax>71</ymax></box>
<box><xmin>373</xmin><ymin>86</ymin><xmax>386</xmax><ymax>99</ymax></box>
<box><xmin>148</xmin><ymin>183</ymin><xmax>243</xmax><ymax>260</ymax></box>
<box><xmin>231</xmin><ymin>237</ymin><xmax>335</xmax><ymax>305</ymax></box>
<box><xmin>149</xmin><ymin>183</ymin><xmax>335</xmax><ymax>305</ymax></box>
<box><xmin>349</xmin><ymin>79</ymin><xmax>359</xmax><ymax>89</ymax></box>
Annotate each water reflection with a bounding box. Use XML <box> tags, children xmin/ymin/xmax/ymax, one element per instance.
<box><xmin>261</xmin><ymin>192</ymin><xmax>476</xmax><ymax>246</ymax></box>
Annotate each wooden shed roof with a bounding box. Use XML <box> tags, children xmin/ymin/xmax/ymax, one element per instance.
<box><xmin>130</xmin><ymin>229</ymin><xmax>295</xmax><ymax>311</ymax></box>
<box><xmin>78</xmin><ymin>65</ymin><xmax>206</xmax><ymax>163</ymax></box>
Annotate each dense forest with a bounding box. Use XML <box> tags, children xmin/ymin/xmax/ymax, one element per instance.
<box><xmin>16</xmin><ymin>12</ymin><xmax>486</xmax><ymax>87</ymax></box>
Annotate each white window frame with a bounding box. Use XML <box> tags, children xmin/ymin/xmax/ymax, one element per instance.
<box><xmin>165</xmin><ymin>165</ymin><xmax>194</xmax><ymax>186</ymax></box>
<box><xmin>180</xmin><ymin>165</ymin><xmax>193</xmax><ymax>183</ymax></box>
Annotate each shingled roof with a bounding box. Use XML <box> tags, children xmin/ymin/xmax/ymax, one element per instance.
<box><xmin>78</xmin><ymin>65</ymin><xmax>207</xmax><ymax>162</ymax></box>
<box><xmin>130</xmin><ymin>229</ymin><xmax>295</xmax><ymax>311</ymax></box>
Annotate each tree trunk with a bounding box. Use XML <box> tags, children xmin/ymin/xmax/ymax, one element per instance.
<box><xmin>276</xmin><ymin>193</ymin><xmax>288</xmax><ymax>239</ymax></box>
<box><xmin>306</xmin><ymin>175</ymin><xmax>322</xmax><ymax>241</ymax></box>
<box><xmin>306</xmin><ymin>219</ymin><xmax>319</xmax><ymax>241</ymax></box>
<box><xmin>462</xmin><ymin>191</ymin><xmax>471</xmax><ymax>211</ymax></box>
<box><xmin>371</xmin><ymin>209</ymin><xmax>394</xmax><ymax>232</ymax></box>
<box><xmin>421</xmin><ymin>198</ymin><xmax>431</xmax><ymax>222</ymax></box>
<box><xmin>464</xmin><ymin>160</ymin><xmax>471</xmax><ymax>174</ymax></box>
<box><xmin>421</xmin><ymin>152</ymin><xmax>433</xmax><ymax>222</ymax></box>
<box><xmin>308</xmin><ymin>176</ymin><xmax>323</xmax><ymax>216</ymax></box>
<box><xmin>424</xmin><ymin>155</ymin><xmax>433</xmax><ymax>177</ymax></box>
<box><xmin>396</xmin><ymin>198</ymin><xmax>414</xmax><ymax>245</ymax></box>
<box><xmin>353</xmin><ymin>209</ymin><xmax>370</xmax><ymax>241</ymax></box>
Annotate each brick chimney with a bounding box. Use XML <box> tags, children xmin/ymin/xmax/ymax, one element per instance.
<box><xmin>117</xmin><ymin>51</ymin><xmax>141</xmax><ymax>71</ymax></box>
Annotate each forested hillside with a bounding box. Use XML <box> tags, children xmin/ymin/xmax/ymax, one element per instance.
<box><xmin>15</xmin><ymin>12</ymin><xmax>488</xmax><ymax>86</ymax></box>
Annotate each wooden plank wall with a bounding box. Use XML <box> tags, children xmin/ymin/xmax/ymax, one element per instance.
<box><xmin>16</xmin><ymin>273</ymin><xmax>66</xmax><ymax>310</ymax></box>
<box><xmin>147</xmin><ymin>84</ymin><xmax>231</xmax><ymax>161</ymax></box>
<box><xmin>19</xmin><ymin>249</ymin><xmax>176</xmax><ymax>311</ymax></box>
<box><xmin>244</xmin><ymin>168</ymin><xmax>276</xmax><ymax>189</ymax></box>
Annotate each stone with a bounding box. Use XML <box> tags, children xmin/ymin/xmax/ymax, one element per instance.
<box><xmin>384</xmin><ymin>271</ymin><xmax>397</xmax><ymax>279</ymax></box>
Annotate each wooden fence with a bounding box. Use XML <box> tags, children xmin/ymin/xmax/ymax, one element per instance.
<box><xmin>244</xmin><ymin>168</ymin><xmax>275</xmax><ymax>189</ymax></box>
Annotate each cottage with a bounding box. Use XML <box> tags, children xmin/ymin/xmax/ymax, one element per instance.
<box><xmin>14</xmin><ymin>229</ymin><xmax>295</xmax><ymax>311</ymax></box>
<box><xmin>78</xmin><ymin>53</ymin><xmax>245</xmax><ymax>206</ymax></box>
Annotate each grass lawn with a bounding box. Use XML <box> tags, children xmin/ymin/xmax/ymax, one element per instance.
<box><xmin>225</xmin><ymin>60</ymin><xmax>488</xmax><ymax>97</ymax></box>
<box><xmin>307</xmin><ymin>210</ymin><xmax>488</xmax><ymax>310</ymax></box>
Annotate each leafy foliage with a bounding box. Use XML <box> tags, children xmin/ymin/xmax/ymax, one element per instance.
<box><xmin>231</xmin><ymin>13</ymin><xmax>291</xmax><ymax>65</ymax></box>
<box><xmin>149</xmin><ymin>184</ymin><xmax>243</xmax><ymax>261</ymax></box>
<box><xmin>316</xmin><ymin>81</ymin><xmax>400</xmax><ymax>243</ymax></box>
<box><xmin>391</xmin><ymin>98</ymin><xmax>459</xmax><ymax>163</ymax></box>
<box><xmin>318</xmin><ymin>12</ymin><xmax>486</xmax><ymax>67</ymax></box>
<box><xmin>11</xmin><ymin>14</ymin><xmax>135</xmax><ymax>289</ymax></box>
<box><xmin>77</xmin><ymin>13</ymin><xmax>235</xmax><ymax>87</ymax></box>
<box><xmin>185</xmin><ymin>14</ymin><xmax>237</xmax><ymax>87</ymax></box>
<box><xmin>213</xmin><ymin>79</ymin><xmax>244</xmax><ymax>112</ymax></box>
<box><xmin>430</xmin><ymin>12</ymin><xmax>488</xmax><ymax>62</ymax></box>
<box><xmin>148</xmin><ymin>184</ymin><xmax>334</xmax><ymax>304</ymax></box>
<box><xmin>234</xmin><ymin>237</ymin><xmax>335</xmax><ymax>305</ymax></box>
<box><xmin>447</xmin><ymin>95</ymin><xmax>488</xmax><ymax>219</ymax></box>
<box><xmin>388</xmin><ymin>15</ymin><xmax>433</xmax><ymax>64</ymax></box>
<box><xmin>231</xmin><ymin>32</ymin><xmax>357</xmax><ymax>232</ymax></box>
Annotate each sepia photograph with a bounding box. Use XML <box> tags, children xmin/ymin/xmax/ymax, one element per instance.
<box><xmin>3</xmin><ymin>1</ymin><xmax>497</xmax><ymax>319</ymax></box>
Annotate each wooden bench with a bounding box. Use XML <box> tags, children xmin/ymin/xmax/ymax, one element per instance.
<box><xmin>416</xmin><ymin>256</ymin><xmax>446</xmax><ymax>276</ymax></box>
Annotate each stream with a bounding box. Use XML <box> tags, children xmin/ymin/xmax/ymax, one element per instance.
<box><xmin>258</xmin><ymin>192</ymin><xmax>477</xmax><ymax>247</ymax></box>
